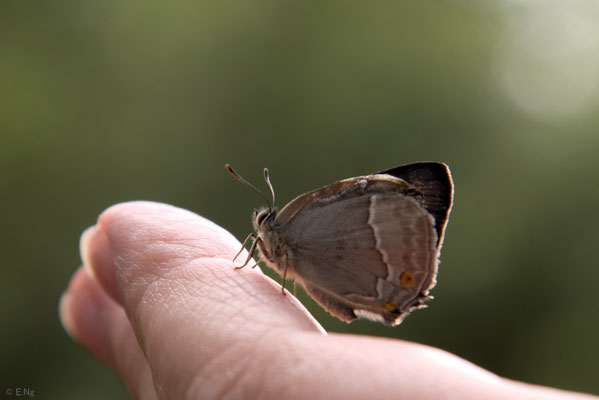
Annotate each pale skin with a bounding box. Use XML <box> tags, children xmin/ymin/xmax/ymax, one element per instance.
<box><xmin>59</xmin><ymin>201</ymin><xmax>597</xmax><ymax>400</ymax></box>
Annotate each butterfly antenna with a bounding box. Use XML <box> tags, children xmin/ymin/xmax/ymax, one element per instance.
<box><xmin>225</xmin><ymin>164</ymin><xmax>272</xmax><ymax>207</ymax></box>
<box><xmin>263</xmin><ymin>168</ymin><xmax>275</xmax><ymax>206</ymax></box>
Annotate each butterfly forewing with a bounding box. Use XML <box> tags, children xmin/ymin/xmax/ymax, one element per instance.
<box><xmin>378</xmin><ymin>162</ymin><xmax>453</xmax><ymax>247</ymax></box>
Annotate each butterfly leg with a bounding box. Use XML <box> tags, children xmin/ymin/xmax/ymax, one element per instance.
<box><xmin>280</xmin><ymin>253</ymin><xmax>288</xmax><ymax>295</ymax></box>
<box><xmin>234</xmin><ymin>233</ymin><xmax>260</xmax><ymax>270</ymax></box>
<box><xmin>249</xmin><ymin>256</ymin><xmax>262</xmax><ymax>269</ymax></box>
<box><xmin>233</xmin><ymin>233</ymin><xmax>256</xmax><ymax>262</ymax></box>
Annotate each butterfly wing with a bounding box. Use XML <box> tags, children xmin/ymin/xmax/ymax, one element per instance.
<box><xmin>378</xmin><ymin>162</ymin><xmax>453</xmax><ymax>247</ymax></box>
<box><xmin>274</xmin><ymin>171</ymin><xmax>447</xmax><ymax>325</ymax></box>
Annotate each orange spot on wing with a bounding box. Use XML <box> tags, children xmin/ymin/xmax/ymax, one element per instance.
<box><xmin>357</xmin><ymin>300</ymin><xmax>399</xmax><ymax>313</ymax></box>
<box><xmin>400</xmin><ymin>271</ymin><xmax>415</xmax><ymax>286</ymax></box>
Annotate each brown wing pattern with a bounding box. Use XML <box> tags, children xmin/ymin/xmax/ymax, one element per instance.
<box><xmin>276</xmin><ymin>180</ymin><xmax>439</xmax><ymax>325</ymax></box>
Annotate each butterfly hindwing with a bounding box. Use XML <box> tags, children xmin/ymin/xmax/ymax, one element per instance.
<box><xmin>273</xmin><ymin>176</ymin><xmax>439</xmax><ymax>325</ymax></box>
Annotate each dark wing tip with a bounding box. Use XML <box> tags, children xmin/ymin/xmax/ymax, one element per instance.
<box><xmin>378</xmin><ymin>162</ymin><xmax>454</xmax><ymax>247</ymax></box>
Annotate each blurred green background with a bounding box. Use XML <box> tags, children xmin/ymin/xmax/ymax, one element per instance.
<box><xmin>2</xmin><ymin>1</ymin><xmax>598</xmax><ymax>398</ymax></box>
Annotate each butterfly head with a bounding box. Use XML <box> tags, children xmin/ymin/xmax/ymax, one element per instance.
<box><xmin>252</xmin><ymin>206</ymin><xmax>277</xmax><ymax>232</ymax></box>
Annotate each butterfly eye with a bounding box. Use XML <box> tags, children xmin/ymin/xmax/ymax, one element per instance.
<box><xmin>255</xmin><ymin>209</ymin><xmax>271</xmax><ymax>226</ymax></box>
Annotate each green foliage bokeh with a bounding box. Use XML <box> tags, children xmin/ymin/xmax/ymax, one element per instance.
<box><xmin>1</xmin><ymin>1</ymin><xmax>598</xmax><ymax>398</ymax></box>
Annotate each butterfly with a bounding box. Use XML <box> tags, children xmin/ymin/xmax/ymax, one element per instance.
<box><xmin>226</xmin><ymin>162</ymin><xmax>453</xmax><ymax>325</ymax></box>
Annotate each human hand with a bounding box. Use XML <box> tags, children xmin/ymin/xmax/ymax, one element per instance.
<box><xmin>59</xmin><ymin>201</ymin><xmax>597</xmax><ymax>399</ymax></box>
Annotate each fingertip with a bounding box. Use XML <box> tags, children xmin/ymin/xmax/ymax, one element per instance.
<box><xmin>59</xmin><ymin>267</ymin><xmax>91</xmax><ymax>342</ymax></box>
<box><xmin>79</xmin><ymin>225</ymin><xmax>95</xmax><ymax>269</ymax></box>
<box><xmin>96</xmin><ymin>201</ymin><xmax>244</xmax><ymax>260</ymax></box>
<box><xmin>59</xmin><ymin>267</ymin><xmax>114</xmax><ymax>366</ymax></box>
<box><xmin>59</xmin><ymin>289</ymin><xmax>76</xmax><ymax>340</ymax></box>
<box><xmin>80</xmin><ymin>224</ymin><xmax>121</xmax><ymax>303</ymax></box>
